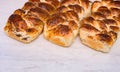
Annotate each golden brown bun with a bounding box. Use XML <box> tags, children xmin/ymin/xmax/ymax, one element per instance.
<box><xmin>4</xmin><ymin>1</ymin><xmax>45</xmax><ymax>43</ymax></box>
<box><xmin>4</xmin><ymin>9</ymin><xmax>44</xmax><ymax>43</ymax></box>
<box><xmin>44</xmin><ymin>0</ymin><xmax>91</xmax><ymax>46</ymax></box>
<box><xmin>44</xmin><ymin>13</ymin><xmax>76</xmax><ymax>46</ymax></box>
<box><xmin>79</xmin><ymin>0</ymin><xmax>120</xmax><ymax>52</ymax></box>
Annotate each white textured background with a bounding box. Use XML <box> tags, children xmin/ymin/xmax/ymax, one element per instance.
<box><xmin>0</xmin><ymin>0</ymin><xmax>120</xmax><ymax>72</ymax></box>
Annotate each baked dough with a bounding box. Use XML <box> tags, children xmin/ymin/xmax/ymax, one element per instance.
<box><xmin>4</xmin><ymin>8</ymin><xmax>44</xmax><ymax>43</ymax></box>
<box><xmin>44</xmin><ymin>0</ymin><xmax>91</xmax><ymax>46</ymax></box>
<box><xmin>4</xmin><ymin>0</ymin><xmax>60</xmax><ymax>43</ymax></box>
<box><xmin>79</xmin><ymin>0</ymin><xmax>120</xmax><ymax>52</ymax></box>
<box><xmin>4</xmin><ymin>0</ymin><xmax>120</xmax><ymax>52</ymax></box>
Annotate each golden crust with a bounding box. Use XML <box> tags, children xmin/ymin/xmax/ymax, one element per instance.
<box><xmin>79</xmin><ymin>0</ymin><xmax>120</xmax><ymax>52</ymax></box>
<box><xmin>60</xmin><ymin>0</ymin><xmax>90</xmax><ymax>18</ymax></box>
<box><xmin>44</xmin><ymin>0</ymin><xmax>91</xmax><ymax>46</ymax></box>
<box><xmin>4</xmin><ymin>1</ymin><xmax>46</xmax><ymax>43</ymax></box>
<box><xmin>97</xmin><ymin>6</ymin><xmax>111</xmax><ymax>17</ymax></box>
<box><xmin>46</xmin><ymin>14</ymin><xmax>65</xmax><ymax>29</ymax></box>
<box><xmin>57</xmin><ymin>4</ymin><xmax>84</xmax><ymax>18</ymax></box>
<box><xmin>44</xmin><ymin>25</ymin><xmax>74</xmax><ymax>46</ymax></box>
<box><xmin>61</xmin><ymin>0</ymin><xmax>80</xmax><ymax>6</ymax></box>
<box><xmin>81</xmin><ymin>35</ymin><xmax>111</xmax><ymax>52</ymax></box>
<box><xmin>91</xmin><ymin>1</ymin><xmax>102</xmax><ymax>13</ymax></box>
<box><xmin>92</xmin><ymin>12</ymin><xmax>106</xmax><ymax>20</ymax></box>
<box><xmin>14</xmin><ymin>9</ymin><xmax>25</xmax><ymax>16</ymax></box>
<box><xmin>50</xmin><ymin>25</ymin><xmax>72</xmax><ymax>36</ymax></box>
<box><xmin>8</xmin><ymin>14</ymin><xmax>28</xmax><ymax>31</ymax></box>
<box><xmin>41</xmin><ymin>0</ymin><xmax>60</xmax><ymax>8</ymax></box>
<box><xmin>108</xmin><ymin>1</ymin><xmax>120</xmax><ymax>8</ymax></box>
<box><xmin>4</xmin><ymin>13</ymin><xmax>44</xmax><ymax>43</ymax></box>
<box><xmin>29</xmin><ymin>0</ymin><xmax>40</xmax><ymax>2</ymax></box>
<box><xmin>96</xmin><ymin>34</ymin><xmax>113</xmax><ymax>45</ymax></box>
<box><xmin>28</xmin><ymin>7</ymin><xmax>50</xmax><ymax>21</ymax></box>
<box><xmin>68</xmin><ymin>4</ymin><xmax>83</xmax><ymax>14</ymax></box>
<box><xmin>44</xmin><ymin>9</ymin><xmax>79</xmax><ymax>46</ymax></box>
<box><xmin>110</xmin><ymin>8</ymin><xmax>120</xmax><ymax>17</ymax></box>
<box><xmin>4</xmin><ymin>25</ymin><xmax>39</xmax><ymax>43</ymax></box>
<box><xmin>79</xmin><ymin>0</ymin><xmax>89</xmax><ymax>10</ymax></box>
<box><xmin>39</xmin><ymin>3</ymin><xmax>55</xmax><ymax>14</ymax></box>
<box><xmin>80</xmin><ymin>24</ymin><xmax>99</xmax><ymax>33</ymax></box>
<box><xmin>22</xmin><ymin>2</ymin><xmax>36</xmax><ymax>11</ymax></box>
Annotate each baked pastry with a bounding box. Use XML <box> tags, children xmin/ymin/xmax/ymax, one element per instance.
<box><xmin>4</xmin><ymin>0</ymin><xmax>60</xmax><ymax>43</ymax></box>
<box><xmin>4</xmin><ymin>3</ymin><xmax>43</xmax><ymax>43</ymax></box>
<box><xmin>4</xmin><ymin>0</ymin><xmax>120</xmax><ymax>52</ymax></box>
<box><xmin>79</xmin><ymin>0</ymin><xmax>120</xmax><ymax>52</ymax></box>
<box><xmin>44</xmin><ymin>0</ymin><xmax>91</xmax><ymax>46</ymax></box>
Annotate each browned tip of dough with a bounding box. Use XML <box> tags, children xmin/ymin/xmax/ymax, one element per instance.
<box><xmin>29</xmin><ymin>0</ymin><xmax>40</xmax><ymax>2</ymax></box>
<box><xmin>51</xmin><ymin>25</ymin><xmax>72</xmax><ymax>36</ymax></box>
<box><xmin>46</xmin><ymin>15</ymin><xmax>65</xmax><ymax>27</ymax></box>
<box><xmin>81</xmin><ymin>24</ymin><xmax>99</xmax><ymax>32</ymax></box>
<box><xmin>96</xmin><ymin>34</ymin><xmax>113</xmax><ymax>45</ymax></box>
<box><xmin>14</xmin><ymin>9</ymin><xmax>25</xmax><ymax>16</ymax></box>
<box><xmin>22</xmin><ymin>2</ymin><xmax>35</xmax><ymax>10</ymax></box>
<box><xmin>9</xmin><ymin>14</ymin><xmax>28</xmax><ymax>31</ymax></box>
<box><xmin>39</xmin><ymin>3</ymin><xmax>55</xmax><ymax>14</ymax></box>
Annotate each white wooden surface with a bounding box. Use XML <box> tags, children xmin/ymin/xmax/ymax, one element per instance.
<box><xmin>0</xmin><ymin>0</ymin><xmax>120</xmax><ymax>72</ymax></box>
